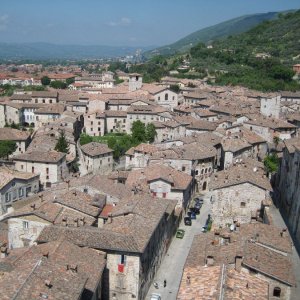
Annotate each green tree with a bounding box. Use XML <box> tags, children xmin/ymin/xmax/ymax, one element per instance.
<box><xmin>145</xmin><ymin>123</ymin><xmax>157</xmax><ymax>143</ymax></box>
<box><xmin>50</xmin><ymin>80</ymin><xmax>67</xmax><ymax>89</ymax></box>
<box><xmin>80</xmin><ymin>133</ymin><xmax>93</xmax><ymax>145</ymax></box>
<box><xmin>55</xmin><ymin>130</ymin><xmax>69</xmax><ymax>153</ymax></box>
<box><xmin>66</xmin><ymin>77</ymin><xmax>75</xmax><ymax>85</ymax></box>
<box><xmin>169</xmin><ymin>84</ymin><xmax>180</xmax><ymax>93</ymax></box>
<box><xmin>0</xmin><ymin>141</ymin><xmax>17</xmax><ymax>159</ymax></box>
<box><xmin>41</xmin><ymin>76</ymin><xmax>51</xmax><ymax>86</ymax></box>
<box><xmin>131</xmin><ymin>120</ymin><xmax>146</xmax><ymax>143</ymax></box>
<box><xmin>264</xmin><ymin>153</ymin><xmax>279</xmax><ymax>174</ymax></box>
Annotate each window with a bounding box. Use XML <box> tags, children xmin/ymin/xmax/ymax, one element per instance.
<box><xmin>23</xmin><ymin>221</ymin><xmax>29</xmax><ymax>230</ymax></box>
<box><xmin>158</xmin><ymin>96</ymin><xmax>160</xmax><ymax>101</ymax></box>
<box><xmin>240</xmin><ymin>202</ymin><xmax>246</xmax><ymax>208</ymax></box>
<box><xmin>195</xmin><ymin>170</ymin><xmax>199</xmax><ymax>175</ymax></box>
<box><xmin>32</xmin><ymin>167</ymin><xmax>35</xmax><ymax>173</ymax></box>
<box><xmin>5</xmin><ymin>193</ymin><xmax>11</xmax><ymax>203</ymax></box>
<box><xmin>91</xmin><ymin>121</ymin><xmax>93</xmax><ymax>125</ymax></box>
<box><xmin>165</xmin><ymin>93</ymin><xmax>168</xmax><ymax>101</ymax></box>
<box><xmin>50</xmin><ymin>100</ymin><xmax>52</xmax><ymax>104</ymax></box>
<box><xmin>19</xmin><ymin>188</ymin><xmax>24</xmax><ymax>198</ymax></box>
<box><xmin>98</xmin><ymin>127</ymin><xmax>101</xmax><ymax>132</ymax></box>
<box><xmin>273</xmin><ymin>287</ymin><xmax>281</xmax><ymax>298</ymax></box>
<box><xmin>42</xmin><ymin>99</ymin><xmax>45</xmax><ymax>104</ymax></box>
<box><xmin>46</xmin><ymin>168</ymin><xmax>49</xmax><ymax>174</ymax></box>
<box><xmin>162</xmin><ymin>192</ymin><xmax>167</xmax><ymax>198</ymax></box>
<box><xmin>182</xmin><ymin>166</ymin><xmax>186</xmax><ymax>172</ymax></box>
<box><xmin>123</xmin><ymin>119</ymin><xmax>126</xmax><ymax>123</ymax></box>
<box><xmin>119</xmin><ymin>254</ymin><xmax>126</xmax><ymax>265</ymax></box>
<box><xmin>152</xmin><ymin>192</ymin><xmax>157</xmax><ymax>197</ymax></box>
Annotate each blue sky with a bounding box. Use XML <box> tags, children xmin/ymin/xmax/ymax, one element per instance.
<box><xmin>0</xmin><ymin>0</ymin><xmax>299</xmax><ymax>46</ymax></box>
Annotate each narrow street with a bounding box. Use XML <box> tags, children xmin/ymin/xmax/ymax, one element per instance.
<box><xmin>146</xmin><ymin>192</ymin><xmax>212</xmax><ymax>300</ymax></box>
<box><xmin>269</xmin><ymin>205</ymin><xmax>300</xmax><ymax>300</ymax></box>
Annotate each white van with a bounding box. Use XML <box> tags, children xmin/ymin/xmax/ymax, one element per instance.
<box><xmin>150</xmin><ymin>293</ymin><xmax>161</xmax><ymax>300</ymax></box>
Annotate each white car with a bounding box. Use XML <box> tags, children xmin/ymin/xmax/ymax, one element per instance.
<box><xmin>150</xmin><ymin>293</ymin><xmax>161</xmax><ymax>300</ymax></box>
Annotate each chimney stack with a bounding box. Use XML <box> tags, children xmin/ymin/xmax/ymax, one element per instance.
<box><xmin>235</xmin><ymin>256</ymin><xmax>243</xmax><ymax>272</ymax></box>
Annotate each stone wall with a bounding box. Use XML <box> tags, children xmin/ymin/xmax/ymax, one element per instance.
<box><xmin>211</xmin><ymin>183</ymin><xmax>267</xmax><ymax>227</ymax></box>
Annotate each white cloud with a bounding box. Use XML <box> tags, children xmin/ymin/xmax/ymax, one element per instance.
<box><xmin>107</xmin><ymin>17</ymin><xmax>132</xmax><ymax>27</ymax></box>
<box><xmin>0</xmin><ymin>14</ymin><xmax>9</xmax><ymax>31</ymax></box>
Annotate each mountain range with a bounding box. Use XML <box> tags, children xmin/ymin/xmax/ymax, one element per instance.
<box><xmin>143</xmin><ymin>11</ymin><xmax>290</xmax><ymax>58</ymax></box>
<box><xmin>0</xmin><ymin>43</ymin><xmax>153</xmax><ymax>60</ymax></box>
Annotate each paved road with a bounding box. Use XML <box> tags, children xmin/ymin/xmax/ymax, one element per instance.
<box><xmin>269</xmin><ymin>205</ymin><xmax>300</xmax><ymax>300</ymax></box>
<box><xmin>145</xmin><ymin>193</ymin><xmax>212</xmax><ymax>300</ymax></box>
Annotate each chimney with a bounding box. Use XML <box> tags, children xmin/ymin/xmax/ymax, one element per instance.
<box><xmin>235</xmin><ymin>256</ymin><xmax>243</xmax><ymax>272</ymax></box>
<box><xmin>39</xmin><ymin>193</ymin><xmax>44</xmax><ymax>202</ymax></box>
<box><xmin>67</xmin><ymin>264</ymin><xmax>78</xmax><ymax>273</ymax></box>
<box><xmin>206</xmin><ymin>255</ymin><xmax>214</xmax><ymax>266</ymax></box>
<box><xmin>186</xmin><ymin>275</ymin><xmax>191</xmax><ymax>285</ymax></box>
<box><xmin>44</xmin><ymin>280</ymin><xmax>52</xmax><ymax>288</ymax></box>
<box><xmin>0</xmin><ymin>246</ymin><xmax>8</xmax><ymax>258</ymax></box>
<box><xmin>74</xmin><ymin>218</ymin><xmax>79</xmax><ymax>227</ymax></box>
<box><xmin>108</xmin><ymin>213</ymin><xmax>113</xmax><ymax>224</ymax></box>
<box><xmin>43</xmin><ymin>251</ymin><xmax>49</xmax><ymax>258</ymax></box>
<box><xmin>280</xmin><ymin>228</ymin><xmax>288</xmax><ymax>237</ymax></box>
<box><xmin>73</xmin><ymin>191</ymin><xmax>77</xmax><ymax>196</ymax></box>
<box><xmin>31</xmin><ymin>203</ymin><xmax>36</xmax><ymax>211</ymax></box>
<box><xmin>62</xmin><ymin>216</ymin><xmax>68</xmax><ymax>226</ymax></box>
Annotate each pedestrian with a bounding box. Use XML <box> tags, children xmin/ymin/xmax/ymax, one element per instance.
<box><xmin>164</xmin><ymin>279</ymin><xmax>167</xmax><ymax>287</ymax></box>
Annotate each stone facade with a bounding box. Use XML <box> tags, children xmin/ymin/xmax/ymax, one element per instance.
<box><xmin>8</xmin><ymin>215</ymin><xmax>50</xmax><ymax>249</ymax></box>
<box><xmin>260</xmin><ymin>95</ymin><xmax>281</xmax><ymax>119</ymax></box>
<box><xmin>211</xmin><ymin>182</ymin><xmax>268</xmax><ymax>227</ymax></box>
<box><xmin>277</xmin><ymin>141</ymin><xmax>300</xmax><ymax>248</ymax></box>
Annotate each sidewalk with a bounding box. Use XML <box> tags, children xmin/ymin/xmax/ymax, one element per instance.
<box><xmin>146</xmin><ymin>193</ymin><xmax>212</xmax><ymax>300</ymax></box>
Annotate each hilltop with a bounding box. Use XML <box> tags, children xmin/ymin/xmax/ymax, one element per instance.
<box><xmin>133</xmin><ymin>10</ymin><xmax>300</xmax><ymax>92</ymax></box>
<box><xmin>144</xmin><ymin>11</ymin><xmax>281</xmax><ymax>58</ymax></box>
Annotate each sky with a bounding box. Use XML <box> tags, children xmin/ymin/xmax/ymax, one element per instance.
<box><xmin>0</xmin><ymin>0</ymin><xmax>299</xmax><ymax>47</ymax></box>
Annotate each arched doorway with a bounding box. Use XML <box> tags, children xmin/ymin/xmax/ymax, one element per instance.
<box><xmin>202</xmin><ymin>182</ymin><xmax>207</xmax><ymax>190</ymax></box>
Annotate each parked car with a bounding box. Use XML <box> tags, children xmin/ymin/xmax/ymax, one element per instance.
<box><xmin>176</xmin><ymin>229</ymin><xmax>185</xmax><ymax>239</ymax></box>
<box><xmin>184</xmin><ymin>216</ymin><xmax>192</xmax><ymax>226</ymax></box>
<box><xmin>194</xmin><ymin>202</ymin><xmax>202</xmax><ymax>210</ymax></box>
<box><xmin>195</xmin><ymin>197</ymin><xmax>204</xmax><ymax>204</ymax></box>
<box><xmin>187</xmin><ymin>211</ymin><xmax>192</xmax><ymax>217</ymax></box>
<box><xmin>190</xmin><ymin>207</ymin><xmax>200</xmax><ymax>214</ymax></box>
<box><xmin>190</xmin><ymin>211</ymin><xmax>196</xmax><ymax>219</ymax></box>
<box><xmin>202</xmin><ymin>225</ymin><xmax>208</xmax><ymax>232</ymax></box>
<box><xmin>150</xmin><ymin>293</ymin><xmax>161</xmax><ymax>300</ymax></box>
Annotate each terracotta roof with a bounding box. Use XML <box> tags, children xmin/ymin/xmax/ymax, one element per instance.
<box><xmin>283</xmin><ymin>137</ymin><xmax>300</xmax><ymax>153</ymax></box>
<box><xmin>80</xmin><ymin>142</ymin><xmax>113</xmax><ymax>157</ymax></box>
<box><xmin>35</xmin><ymin>104</ymin><xmax>65</xmax><ymax>115</ymax></box>
<box><xmin>0</xmin><ymin>128</ymin><xmax>30</xmax><ymax>141</ymax></box>
<box><xmin>243</xmin><ymin>242</ymin><xmax>295</xmax><ymax>286</ymax></box>
<box><xmin>32</xmin><ymin>91</ymin><xmax>58</xmax><ymax>98</ymax></box>
<box><xmin>0</xmin><ymin>239</ymin><xmax>106</xmax><ymax>300</ymax></box>
<box><xmin>0</xmin><ymin>166</ymin><xmax>38</xmax><ymax>189</ymax></box>
<box><xmin>37</xmin><ymin>196</ymin><xmax>175</xmax><ymax>254</ymax></box>
<box><xmin>177</xmin><ymin>265</ymin><xmax>222</xmax><ymax>300</ymax></box>
<box><xmin>126</xmin><ymin>164</ymin><xmax>192</xmax><ymax>191</ymax></box>
<box><xmin>13</xmin><ymin>150</ymin><xmax>65</xmax><ymax>163</ymax></box>
<box><xmin>186</xmin><ymin>119</ymin><xmax>218</xmax><ymax>131</ymax></box>
<box><xmin>125</xmin><ymin>143</ymin><xmax>158</xmax><ymax>155</ymax></box>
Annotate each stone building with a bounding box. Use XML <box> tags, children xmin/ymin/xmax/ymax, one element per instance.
<box><xmin>6</xmin><ymin>189</ymin><xmax>102</xmax><ymax>249</ymax></box>
<box><xmin>13</xmin><ymin>150</ymin><xmax>68</xmax><ymax>188</ymax></box>
<box><xmin>0</xmin><ymin>166</ymin><xmax>39</xmax><ymax>215</ymax></box>
<box><xmin>80</xmin><ymin>142</ymin><xmax>114</xmax><ymax>175</ymax></box>
<box><xmin>0</xmin><ymin>128</ymin><xmax>31</xmax><ymax>156</ymax></box>
<box><xmin>125</xmin><ymin>143</ymin><xmax>158</xmax><ymax>170</ymax></box>
<box><xmin>260</xmin><ymin>94</ymin><xmax>281</xmax><ymax>119</ymax></box>
<box><xmin>0</xmin><ymin>239</ymin><xmax>106</xmax><ymax>300</ymax></box>
<box><xmin>178</xmin><ymin>223</ymin><xmax>295</xmax><ymax>300</ymax></box>
<box><xmin>126</xmin><ymin>164</ymin><xmax>193</xmax><ymax>209</ymax></box>
<box><xmin>31</xmin><ymin>91</ymin><xmax>59</xmax><ymax>104</ymax></box>
<box><xmin>277</xmin><ymin>137</ymin><xmax>300</xmax><ymax>248</ymax></box>
<box><xmin>84</xmin><ymin>111</ymin><xmax>106</xmax><ymax>137</ymax></box>
<box><xmin>210</xmin><ymin>160</ymin><xmax>272</xmax><ymax>227</ymax></box>
<box><xmin>36</xmin><ymin>195</ymin><xmax>178</xmax><ymax>300</ymax></box>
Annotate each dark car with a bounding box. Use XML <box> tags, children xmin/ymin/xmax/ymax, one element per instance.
<box><xmin>187</xmin><ymin>211</ymin><xmax>192</xmax><ymax>217</ymax></box>
<box><xmin>195</xmin><ymin>197</ymin><xmax>204</xmax><ymax>204</ymax></box>
<box><xmin>190</xmin><ymin>207</ymin><xmax>200</xmax><ymax>215</ymax></box>
<box><xmin>184</xmin><ymin>216</ymin><xmax>192</xmax><ymax>226</ymax></box>
<box><xmin>194</xmin><ymin>202</ymin><xmax>202</xmax><ymax>210</ymax></box>
<box><xmin>190</xmin><ymin>211</ymin><xmax>196</xmax><ymax>219</ymax></box>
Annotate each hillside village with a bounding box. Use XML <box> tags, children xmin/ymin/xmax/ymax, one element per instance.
<box><xmin>0</xmin><ymin>66</ymin><xmax>299</xmax><ymax>300</ymax></box>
